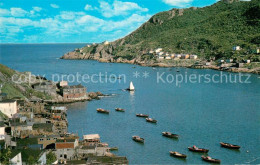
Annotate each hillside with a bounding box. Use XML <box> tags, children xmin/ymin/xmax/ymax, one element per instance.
<box><xmin>62</xmin><ymin>0</ymin><xmax>260</xmax><ymax>66</ymax></box>
<box><xmin>0</xmin><ymin>64</ymin><xmax>52</xmax><ymax>100</ymax></box>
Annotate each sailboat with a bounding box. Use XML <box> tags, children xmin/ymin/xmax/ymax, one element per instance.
<box><xmin>127</xmin><ymin>81</ymin><xmax>135</xmax><ymax>91</ymax></box>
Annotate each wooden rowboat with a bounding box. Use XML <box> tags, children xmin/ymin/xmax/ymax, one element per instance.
<box><xmin>162</xmin><ymin>132</ymin><xmax>179</xmax><ymax>138</ymax></box>
<box><xmin>146</xmin><ymin>118</ymin><xmax>157</xmax><ymax>123</ymax></box>
<box><xmin>201</xmin><ymin>155</ymin><xmax>221</xmax><ymax>164</ymax></box>
<box><xmin>132</xmin><ymin>136</ymin><xmax>144</xmax><ymax>143</ymax></box>
<box><xmin>136</xmin><ymin>114</ymin><xmax>149</xmax><ymax>118</ymax></box>
<box><xmin>115</xmin><ymin>108</ymin><xmax>125</xmax><ymax>112</ymax></box>
<box><xmin>188</xmin><ymin>146</ymin><xmax>209</xmax><ymax>153</ymax></box>
<box><xmin>220</xmin><ymin>142</ymin><xmax>240</xmax><ymax>149</ymax></box>
<box><xmin>97</xmin><ymin>108</ymin><xmax>109</xmax><ymax>114</ymax></box>
<box><xmin>169</xmin><ymin>151</ymin><xmax>187</xmax><ymax>158</ymax></box>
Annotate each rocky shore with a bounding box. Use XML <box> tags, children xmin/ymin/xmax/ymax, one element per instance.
<box><xmin>61</xmin><ymin>51</ymin><xmax>260</xmax><ymax>74</ymax></box>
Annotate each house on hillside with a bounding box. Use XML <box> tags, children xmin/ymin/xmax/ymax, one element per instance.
<box><xmin>60</xmin><ymin>84</ymin><xmax>87</xmax><ymax>100</ymax></box>
<box><xmin>155</xmin><ymin>48</ymin><xmax>162</xmax><ymax>53</ymax></box>
<box><xmin>55</xmin><ymin>138</ymin><xmax>79</xmax><ymax>161</ymax></box>
<box><xmin>190</xmin><ymin>55</ymin><xmax>198</xmax><ymax>59</ymax></box>
<box><xmin>0</xmin><ymin>122</ymin><xmax>6</xmax><ymax>140</ymax></box>
<box><xmin>0</xmin><ymin>99</ymin><xmax>18</xmax><ymax>118</ymax></box>
<box><xmin>233</xmin><ymin>46</ymin><xmax>241</xmax><ymax>51</ymax></box>
<box><xmin>58</xmin><ymin>81</ymin><xmax>68</xmax><ymax>88</ymax></box>
<box><xmin>83</xmin><ymin>134</ymin><xmax>100</xmax><ymax>143</ymax></box>
<box><xmin>32</xmin><ymin>81</ymin><xmax>56</xmax><ymax>94</ymax></box>
<box><xmin>38</xmin><ymin>135</ymin><xmax>59</xmax><ymax>149</ymax></box>
<box><xmin>181</xmin><ymin>54</ymin><xmax>189</xmax><ymax>59</ymax></box>
<box><xmin>11</xmin><ymin>123</ymin><xmax>33</xmax><ymax>138</ymax></box>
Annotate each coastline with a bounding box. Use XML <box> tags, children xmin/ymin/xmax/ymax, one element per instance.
<box><xmin>60</xmin><ymin>56</ymin><xmax>260</xmax><ymax>75</ymax></box>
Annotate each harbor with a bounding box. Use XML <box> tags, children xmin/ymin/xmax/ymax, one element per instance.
<box><xmin>1</xmin><ymin>44</ymin><xmax>260</xmax><ymax>164</ymax></box>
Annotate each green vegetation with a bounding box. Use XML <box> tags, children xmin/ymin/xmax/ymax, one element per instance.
<box><xmin>46</xmin><ymin>152</ymin><xmax>57</xmax><ymax>164</ymax></box>
<box><xmin>83</xmin><ymin>0</ymin><xmax>260</xmax><ymax>61</ymax></box>
<box><xmin>16</xmin><ymin>138</ymin><xmax>38</xmax><ymax>148</ymax></box>
<box><xmin>0</xmin><ymin>64</ymin><xmax>53</xmax><ymax>100</ymax></box>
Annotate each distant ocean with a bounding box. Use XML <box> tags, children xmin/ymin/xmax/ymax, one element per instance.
<box><xmin>0</xmin><ymin>44</ymin><xmax>259</xmax><ymax>164</ymax></box>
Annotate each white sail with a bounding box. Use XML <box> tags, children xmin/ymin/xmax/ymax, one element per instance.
<box><xmin>129</xmin><ymin>81</ymin><xmax>135</xmax><ymax>91</ymax></box>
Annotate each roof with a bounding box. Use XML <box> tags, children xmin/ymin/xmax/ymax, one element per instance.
<box><xmin>0</xmin><ymin>99</ymin><xmax>16</xmax><ymax>103</ymax></box>
<box><xmin>83</xmin><ymin>134</ymin><xmax>100</xmax><ymax>140</ymax></box>
<box><xmin>62</xmin><ymin>84</ymin><xmax>85</xmax><ymax>89</ymax></box>
<box><xmin>56</xmin><ymin>139</ymin><xmax>76</xmax><ymax>143</ymax></box>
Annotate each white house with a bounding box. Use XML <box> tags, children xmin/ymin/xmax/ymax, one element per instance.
<box><xmin>157</xmin><ymin>52</ymin><xmax>164</xmax><ymax>56</ymax></box>
<box><xmin>165</xmin><ymin>56</ymin><xmax>171</xmax><ymax>60</ymax></box>
<box><xmin>0</xmin><ymin>124</ymin><xmax>5</xmax><ymax>140</ymax></box>
<box><xmin>149</xmin><ymin>50</ymin><xmax>154</xmax><ymax>54</ymax></box>
<box><xmin>0</xmin><ymin>100</ymin><xmax>18</xmax><ymax>118</ymax></box>
<box><xmin>175</xmin><ymin>54</ymin><xmax>182</xmax><ymax>58</ymax></box>
<box><xmin>190</xmin><ymin>55</ymin><xmax>198</xmax><ymax>59</ymax></box>
<box><xmin>158</xmin><ymin>56</ymin><xmax>164</xmax><ymax>60</ymax></box>
<box><xmin>155</xmin><ymin>48</ymin><xmax>162</xmax><ymax>53</ymax></box>
<box><xmin>103</xmin><ymin>41</ymin><xmax>109</xmax><ymax>45</ymax></box>
<box><xmin>246</xmin><ymin>60</ymin><xmax>251</xmax><ymax>64</ymax></box>
<box><xmin>83</xmin><ymin>134</ymin><xmax>100</xmax><ymax>142</ymax></box>
<box><xmin>233</xmin><ymin>46</ymin><xmax>241</xmax><ymax>51</ymax></box>
<box><xmin>10</xmin><ymin>152</ymin><xmax>22</xmax><ymax>165</ymax></box>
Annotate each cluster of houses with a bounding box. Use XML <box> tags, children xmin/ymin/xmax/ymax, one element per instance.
<box><xmin>148</xmin><ymin>48</ymin><xmax>198</xmax><ymax>60</ymax></box>
<box><xmin>232</xmin><ymin>45</ymin><xmax>260</xmax><ymax>54</ymax></box>
<box><xmin>32</xmin><ymin>80</ymin><xmax>87</xmax><ymax>101</ymax></box>
<box><xmin>0</xmin><ymin>88</ymin><xmax>127</xmax><ymax>164</ymax></box>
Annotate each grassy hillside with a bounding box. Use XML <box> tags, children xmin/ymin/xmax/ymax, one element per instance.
<box><xmin>0</xmin><ymin>64</ymin><xmax>52</xmax><ymax>100</ymax></box>
<box><xmin>76</xmin><ymin>0</ymin><xmax>259</xmax><ymax>62</ymax></box>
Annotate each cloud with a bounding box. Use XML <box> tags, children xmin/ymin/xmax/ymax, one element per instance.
<box><xmin>99</xmin><ymin>0</ymin><xmax>148</xmax><ymax>18</ymax></box>
<box><xmin>0</xmin><ymin>8</ymin><xmax>10</xmax><ymax>16</ymax></box>
<box><xmin>32</xmin><ymin>7</ymin><xmax>42</xmax><ymax>12</ymax></box>
<box><xmin>84</xmin><ymin>4</ymin><xmax>93</xmax><ymax>11</ymax></box>
<box><xmin>162</xmin><ymin>0</ymin><xmax>194</xmax><ymax>7</ymax></box>
<box><xmin>0</xmin><ymin>1</ymin><xmax>151</xmax><ymax>43</ymax></box>
<box><xmin>58</xmin><ymin>11</ymin><xmax>85</xmax><ymax>20</ymax></box>
<box><xmin>10</xmin><ymin>8</ymin><xmax>28</xmax><ymax>17</ymax></box>
<box><xmin>50</xmin><ymin>4</ymin><xmax>59</xmax><ymax>9</ymax></box>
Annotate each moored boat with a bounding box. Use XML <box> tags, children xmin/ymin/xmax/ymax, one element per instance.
<box><xmin>220</xmin><ymin>142</ymin><xmax>240</xmax><ymax>149</ymax></box>
<box><xmin>188</xmin><ymin>146</ymin><xmax>209</xmax><ymax>153</ymax></box>
<box><xmin>115</xmin><ymin>108</ymin><xmax>125</xmax><ymax>112</ymax></box>
<box><xmin>146</xmin><ymin>118</ymin><xmax>157</xmax><ymax>123</ymax></box>
<box><xmin>201</xmin><ymin>155</ymin><xmax>221</xmax><ymax>164</ymax></box>
<box><xmin>136</xmin><ymin>114</ymin><xmax>149</xmax><ymax>118</ymax></box>
<box><xmin>127</xmin><ymin>81</ymin><xmax>135</xmax><ymax>91</ymax></box>
<box><xmin>162</xmin><ymin>132</ymin><xmax>179</xmax><ymax>138</ymax></box>
<box><xmin>132</xmin><ymin>136</ymin><xmax>144</xmax><ymax>143</ymax></box>
<box><xmin>97</xmin><ymin>108</ymin><xmax>109</xmax><ymax>114</ymax></box>
<box><xmin>109</xmin><ymin>147</ymin><xmax>118</xmax><ymax>151</ymax></box>
<box><xmin>169</xmin><ymin>151</ymin><xmax>187</xmax><ymax>158</ymax></box>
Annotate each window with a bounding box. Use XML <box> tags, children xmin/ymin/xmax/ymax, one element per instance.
<box><xmin>60</xmin><ymin>155</ymin><xmax>62</xmax><ymax>157</ymax></box>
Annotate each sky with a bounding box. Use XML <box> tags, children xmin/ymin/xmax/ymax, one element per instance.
<box><xmin>0</xmin><ymin>0</ymin><xmax>218</xmax><ymax>43</ymax></box>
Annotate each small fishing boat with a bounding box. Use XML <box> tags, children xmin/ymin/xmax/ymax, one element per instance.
<box><xmin>136</xmin><ymin>114</ymin><xmax>149</xmax><ymax>118</ymax></box>
<box><xmin>132</xmin><ymin>136</ymin><xmax>144</xmax><ymax>143</ymax></box>
<box><xmin>169</xmin><ymin>151</ymin><xmax>187</xmax><ymax>158</ymax></box>
<box><xmin>188</xmin><ymin>146</ymin><xmax>209</xmax><ymax>153</ymax></box>
<box><xmin>96</xmin><ymin>108</ymin><xmax>109</xmax><ymax>114</ymax></box>
<box><xmin>126</xmin><ymin>81</ymin><xmax>135</xmax><ymax>91</ymax></box>
<box><xmin>220</xmin><ymin>142</ymin><xmax>240</xmax><ymax>149</ymax></box>
<box><xmin>115</xmin><ymin>108</ymin><xmax>125</xmax><ymax>112</ymax></box>
<box><xmin>201</xmin><ymin>155</ymin><xmax>221</xmax><ymax>164</ymax></box>
<box><xmin>162</xmin><ymin>132</ymin><xmax>179</xmax><ymax>138</ymax></box>
<box><xmin>146</xmin><ymin>118</ymin><xmax>157</xmax><ymax>123</ymax></box>
<box><xmin>109</xmin><ymin>147</ymin><xmax>118</xmax><ymax>151</ymax></box>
